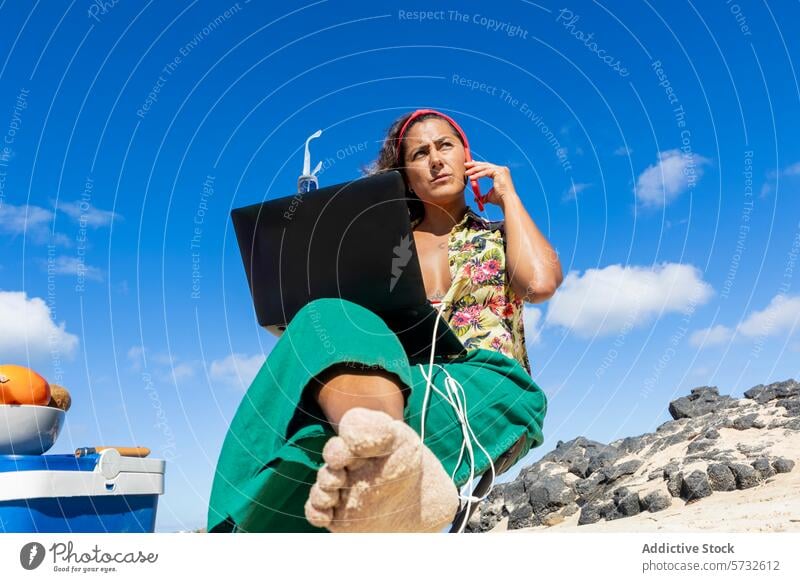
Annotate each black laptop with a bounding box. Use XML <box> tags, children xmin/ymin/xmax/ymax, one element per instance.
<box><xmin>230</xmin><ymin>170</ymin><xmax>467</xmax><ymax>361</ymax></box>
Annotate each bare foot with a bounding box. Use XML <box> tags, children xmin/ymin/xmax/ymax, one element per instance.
<box><xmin>304</xmin><ymin>407</ymin><xmax>460</xmax><ymax>532</ymax></box>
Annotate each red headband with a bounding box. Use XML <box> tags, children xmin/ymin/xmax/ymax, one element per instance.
<box><xmin>397</xmin><ymin>108</ymin><xmax>487</xmax><ymax>211</ymax></box>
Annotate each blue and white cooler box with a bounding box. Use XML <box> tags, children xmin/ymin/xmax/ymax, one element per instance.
<box><xmin>0</xmin><ymin>449</ymin><xmax>165</xmax><ymax>532</ymax></box>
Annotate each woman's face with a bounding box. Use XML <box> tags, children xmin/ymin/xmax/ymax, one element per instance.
<box><xmin>401</xmin><ymin>117</ymin><xmax>467</xmax><ymax>205</ymax></box>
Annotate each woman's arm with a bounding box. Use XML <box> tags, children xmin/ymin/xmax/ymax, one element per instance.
<box><xmin>464</xmin><ymin>161</ymin><xmax>563</xmax><ymax>303</ymax></box>
<box><xmin>500</xmin><ymin>191</ymin><xmax>563</xmax><ymax>303</ymax></box>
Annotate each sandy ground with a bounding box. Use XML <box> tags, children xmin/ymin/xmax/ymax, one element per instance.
<box><xmin>491</xmin><ymin>416</ymin><xmax>800</xmax><ymax>533</ymax></box>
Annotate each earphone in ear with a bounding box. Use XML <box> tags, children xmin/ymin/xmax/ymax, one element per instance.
<box><xmin>397</xmin><ymin>109</ymin><xmax>489</xmax><ymax>211</ymax></box>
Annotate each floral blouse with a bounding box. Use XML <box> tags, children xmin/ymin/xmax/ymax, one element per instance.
<box><xmin>414</xmin><ymin>208</ymin><xmax>532</xmax><ymax>375</ymax></box>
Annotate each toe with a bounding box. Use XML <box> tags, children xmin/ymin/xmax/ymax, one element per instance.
<box><xmin>309</xmin><ymin>483</ymin><xmax>339</xmax><ymax>509</ymax></box>
<box><xmin>317</xmin><ymin>466</ymin><xmax>346</xmax><ymax>490</ymax></box>
<box><xmin>304</xmin><ymin>498</ymin><xmax>332</xmax><ymax>528</ymax></box>
<box><xmin>321</xmin><ymin>436</ymin><xmax>351</xmax><ymax>470</ymax></box>
<box><xmin>338</xmin><ymin>407</ymin><xmax>396</xmax><ymax>458</ymax></box>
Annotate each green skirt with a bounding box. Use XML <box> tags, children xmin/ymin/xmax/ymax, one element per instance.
<box><xmin>207</xmin><ymin>298</ymin><xmax>547</xmax><ymax>533</ymax></box>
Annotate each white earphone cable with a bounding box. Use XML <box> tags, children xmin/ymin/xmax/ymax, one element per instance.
<box><xmin>417</xmin><ymin>300</ymin><xmax>497</xmax><ymax>533</ymax></box>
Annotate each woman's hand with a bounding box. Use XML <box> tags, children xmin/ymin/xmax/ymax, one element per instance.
<box><xmin>464</xmin><ymin>160</ymin><xmax>518</xmax><ymax>209</ymax></box>
<box><xmin>465</xmin><ymin>160</ymin><xmax>564</xmax><ymax>303</ymax></box>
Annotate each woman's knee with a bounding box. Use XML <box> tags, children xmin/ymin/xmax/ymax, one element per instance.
<box><xmin>314</xmin><ymin>362</ymin><xmax>406</xmax><ymax>399</ymax></box>
<box><xmin>310</xmin><ymin>363</ymin><xmax>407</xmax><ymax>426</ymax></box>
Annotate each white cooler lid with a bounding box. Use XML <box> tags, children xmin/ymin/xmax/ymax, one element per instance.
<box><xmin>0</xmin><ymin>449</ymin><xmax>165</xmax><ymax>501</ymax></box>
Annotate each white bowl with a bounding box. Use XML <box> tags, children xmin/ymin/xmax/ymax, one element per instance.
<box><xmin>0</xmin><ymin>405</ymin><xmax>66</xmax><ymax>455</ymax></box>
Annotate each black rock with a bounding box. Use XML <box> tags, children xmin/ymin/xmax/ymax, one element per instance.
<box><xmin>704</xmin><ymin>428</ymin><xmax>720</xmax><ymax>439</ymax></box>
<box><xmin>656</xmin><ymin>419</ymin><xmax>683</xmax><ymax>433</ymax></box>
<box><xmin>785</xmin><ymin>418</ymin><xmax>800</xmax><ymax>430</ymax></box>
<box><xmin>664</xmin><ymin>430</ymin><xmax>695</xmax><ymax>447</ymax></box>
<box><xmin>728</xmin><ymin>463</ymin><xmax>762</xmax><ymax>489</ymax></box>
<box><xmin>687</xmin><ymin>438</ymin><xmax>714</xmax><ymax>454</ymax></box>
<box><xmin>612</xmin><ymin>486</ymin><xmax>630</xmax><ymax>500</ymax></box>
<box><xmin>681</xmin><ymin>470</ymin><xmax>712</xmax><ymax>501</ymax></box>
<box><xmin>613</xmin><ymin>436</ymin><xmax>647</xmax><ymax>455</ymax></box>
<box><xmin>641</xmin><ymin>491</ymin><xmax>671</xmax><ymax>512</ymax></box>
<box><xmin>648</xmin><ymin>469</ymin><xmax>663</xmax><ymax>481</ymax></box>
<box><xmin>737</xmin><ymin>442</ymin><xmax>769</xmax><ymax>456</ymax></box>
<box><xmin>685</xmin><ymin>449</ymin><xmax>736</xmax><ymax>463</ymax></box>
<box><xmin>502</xmin><ymin>479</ymin><xmax>528</xmax><ymax>514</ymax></box>
<box><xmin>578</xmin><ymin>500</ymin><xmax>609</xmax><ymax>525</ymax></box>
<box><xmin>667</xmin><ymin>472</ymin><xmax>683</xmax><ymax>497</ymax></box>
<box><xmin>663</xmin><ymin>462</ymin><xmax>682</xmax><ymax>480</ymax></box>
<box><xmin>472</xmin><ymin>491</ymin><xmax>507</xmax><ymax>532</ymax></box>
<box><xmin>603</xmin><ymin>459</ymin><xmax>643</xmax><ymax>482</ymax></box>
<box><xmin>567</xmin><ymin>457</ymin><xmax>590</xmax><ymax>479</ymax></box>
<box><xmin>601</xmin><ymin>504</ymin><xmax>625</xmax><ymax>521</ymax></box>
<box><xmin>543</xmin><ymin>436</ymin><xmax>611</xmax><ymax>464</ymax></box>
<box><xmin>744</xmin><ymin>379</ymin><xmax>800</xmax><ymax>404</ymax></box>
<box><xmin>669</xmin><ymin>386</ymin><xmax>738</xmax><ymax>420</ymax></box>
<box><xmin>706</xmin><ymin>463</ymin><xmax>736</xmax><ymax>491</ymax></box>
<box><xmin>732</xmin><ymin>413</ymin><xmax>761</xmax><ymax>430</ymax></box>
<box><xmin>587</xmin><ymin>449</ymin><xmax>622</xmax><ymax>476</ymax></box>
<box><xmin>751</xmin><ymin>457</ymin><xmax>776</xmax><ymax>480</ymax></box>
<box><xmin>772</xmin><ymin>458</ymin><xmax>795</xmax><ymax>473</ymax></box>
<box><xmin>508</xmin><ymin>502</ymin><xmax>537</xmax><ymax>529</ymax></box>
<box><xmin>778</xmin><ymin>399</ymin><xmax>800</xmax><ymax>417</ymax></box>
<box><xmin>527</xmin><ymin>474</ymin><xmax>575</xmax><ymax>515</ymax></box>
<box><xmin>616</xmin><ymin>492</ymin><xmax>641</xmax><ymax>517</ymax></box>
<box><xmin>575</xmin><ymin>472</ymin><xmax>606</xmax><ymax>502</ymax></box>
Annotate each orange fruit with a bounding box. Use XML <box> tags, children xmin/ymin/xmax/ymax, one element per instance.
<box><xmin>0</xmin><ymin>364</ymin><xmax>51</xmax><ymax>406</ymax></box>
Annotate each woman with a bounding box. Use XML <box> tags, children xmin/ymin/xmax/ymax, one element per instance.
<box><xmin>207</xmin><ymin>109</ymin><xmax>562</xmax><ymax>533</ymax></box>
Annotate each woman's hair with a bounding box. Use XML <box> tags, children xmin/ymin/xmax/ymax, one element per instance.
<box><xmin>362</xmin><ymin>111</ymin><xmax>466</xmax><ymax>227</ymax></box>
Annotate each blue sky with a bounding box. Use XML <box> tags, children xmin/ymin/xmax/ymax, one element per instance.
<box><xmin>1</xmin><ymin>1</ymin><xmax>799</xmax><ymax>531</ymax></box>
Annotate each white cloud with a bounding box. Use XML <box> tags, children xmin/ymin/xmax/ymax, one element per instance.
<box><xmin>635</xmin><ymin>149</ymin><xmax>710</xmax><ymax>208</ymax></box>
<box><xmin>56</xmin><ymin>200</ymin><xmax>121</xmax><ymax>228</ymax></box>
<box><xmin>614</xmin><ymin>146</ymin><xmax>633</xmax><ymax>156</ymax></box>
<box><xmin>756</xmin><ymin>161</ymin><xmax>800</xmax><ymax>199</ymax></box>
<box><xmin>0</xmin><ymin>199</ymin><xmax>120</xmax><ymax>246</ymax></box>
<box><xmin>737</xmin><ymin>294</ymin><xmax>800</xmax><ymax>338</ymax></box>
<box><xmin>562</xmin><ymin>182</ymin><xmax>592</xmax><ymax>201</ymax></box>
<box><xmin>47</xmin><ymin>256</ymin><xmax>104</xmax><ymax>281</ymax></box>
<box><xmin>689</xmin><ymin>324</ymin><xmax>733</xmax><ymax>348</ymax></box>
<box><xmin>781</xmin><ymin>161</ymin><xmax>800</xmax><ymax>176</ymax></box>
<box><xmin>523</xmin><ymin>305</ymin><xmax>543</xmax><ymax>345</ymax></box>
<box><xmin>0</xmin><ymin>290</ymin><xmax>79</xmax><ymax>364</ymax></box>
<box><xmin>209</xmin><ymin>353</ymin><xmax>265</xmax><ymax>391</ymax></box>
<box><xmin>545</xmin><ymin>263</ymin><xmax>713</xmax><ymax>337</ymax></box>
<box><xmin>690</xmin><ymin>294</ymin><xmax>800</xmax><ymax>349</ymax></box>
<box><xmin>170</xmin><ymin>362</ymin><xmax>196</xmax><ymax>381</ymax></box>
<box><xmin>127</xmin><ymin>345</ymin><xmax>145</xmax><ymax>371</ymax></box>
<box><xmin>126</xmin><ymin>345</ymin><xmax>198</xmax><ymax>382</ymax></box>
<box><xmin>665</xmin><ymin>217</ymin><xmax>689</xmax><ymax>230</ymax></box>
<box><xmin>0</xmin><ymin>203</ymin><xmax>55</xmax><ymax>243</ymax></box>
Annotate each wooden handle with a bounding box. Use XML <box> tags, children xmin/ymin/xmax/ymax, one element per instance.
<box><xmin>96</xmin><ymin>446</ymin><xmax>151</xmax><ymax>458</ymax></box>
